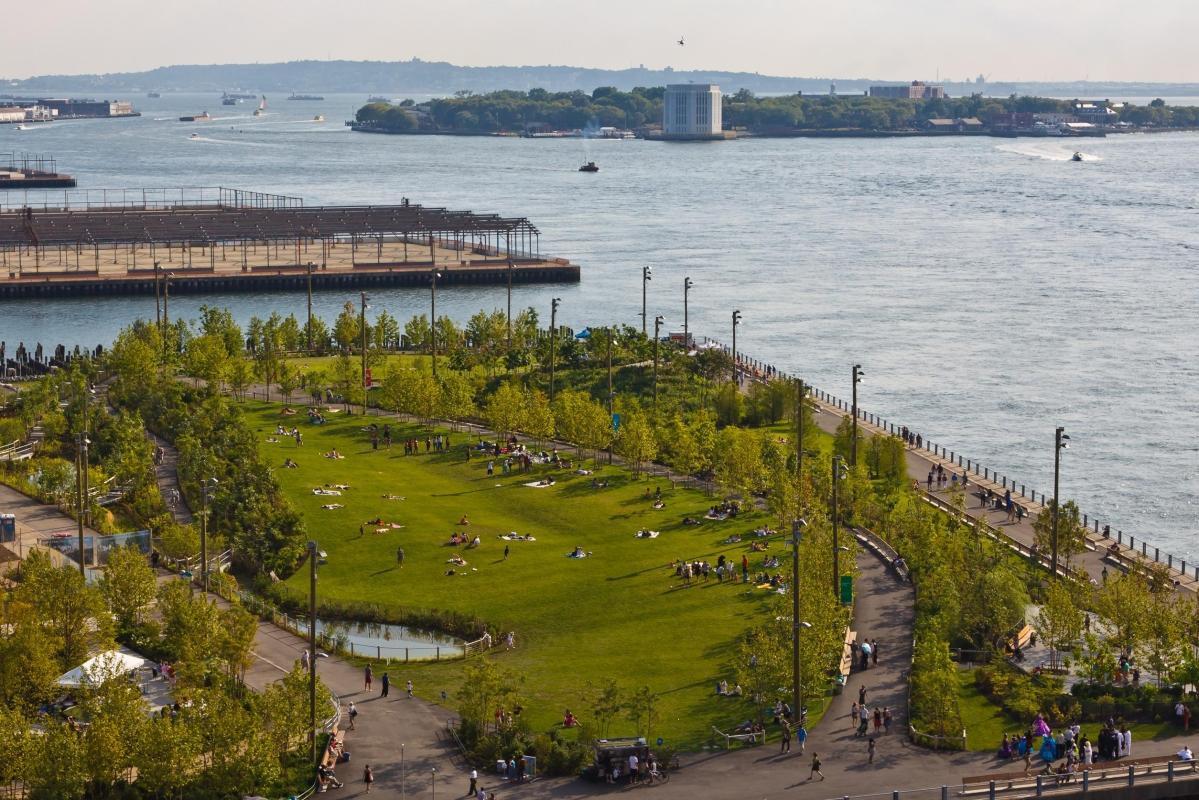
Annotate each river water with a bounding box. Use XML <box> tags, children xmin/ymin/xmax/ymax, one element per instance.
<box><xmin>3</xmin><ymin>93</ymin><xmax>1198</xmax><ymax>559</ymax></box>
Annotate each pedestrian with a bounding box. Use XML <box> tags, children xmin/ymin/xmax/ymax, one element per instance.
<box><xmin>850</xmin><ymin>701</ymin><xmax>859</xmax><ymax>731</ymax></box>
<box><xmin>397</xmin><ymin>546</ymin><xmax>405</xmax><ymax>567</ymax></box>
<box><xmin>300</xmin><ymin>648</ymin><xmax>310</xmax><ymax>672</ymax></box>
<box><xmin>808</xmin><ymin>752</ymin><xmax>824</xmax><ymax>781</ymax></box>
<box><xmin>469</xmin><ymin>768</ymin><xmax>478</xmax><ymax>795</ymax></box>
<box><xmin>364</xmin><ymin>665</ymin><xmax>373</xmax><ymax>691</ymax></box>
<box><xmin>873</xmin><ymin>707</ymin><xmax>882</xmax><ymax>734</ymax></box>
<box><xmin>883</xmin><ymin>707</ymin><xmax>893</xmax><ymax>734</ymax></box>
<box><xmin>1185</xmin><ymin>705</ymin><xmax>1192</xmax><ymax>732</ymax></box>
<box><xmin>504</xmin><ymin>544</ymin><xmax>510</xmax><ymax>561</ymax></box>
<box><xmin>871</xmin><ymin>638</ymin><xmax>879</xmax><ymax>665</ymax></box>
<box><xmin>364</xmin><ymin>764</ymin><xmax>374</xmax><ymax>793</ymax></box>
<box><xmin>868</xmin><ymin>737</ymin><xmax>876</xmax><ymax>764</ymax></box>
<box><xmin>797</xmin><ymin>723</ymin><xmax>808</xmax><ymax>753</ymax></box>
<box><xmin>858</xmin><ymin>704</ymin><xmax>869</xmax><ymax>737</ymax></box>
<box><xmin>406</xmin><ymin>679</ymin><xmax>414</xmax><ymax>698</ymax></box>
<box><xmin>780</xmin><ymin>719</ymin><xmax>792</xmax><ymax>753</ymax></box>
<box><xmin>859</xmin><ymin>684</ymin><xmax>867</xmax><ymax>706</ymax></box>
<box><xmin>347</xmin><ymin>700</ymin><xmax>358</xmax><ymax>730</ymax></box>
<box><xmin>381</xmin><ymin>672</ymin><xmax>390</xmax><ymax>698</ymax></box>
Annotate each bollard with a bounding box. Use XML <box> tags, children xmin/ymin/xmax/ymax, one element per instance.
<box><xmin>1143</xmin><ymin>542</ymin><xmax>1148</xmax><ymax>557</ymax></box>
<box><xmin>1035</xmin><ymin>775</ymin><xmax>1043</xmax><ymax>796</ymax></box>
<box><xmin>988</xmin><ymin>780</ymin><xmax>996</xmax><ymax>800</ymax></box>
<box><xmin>1155</xmin><ymin>547</ymin><xmax>1159</xmax><ymax>561</ymax></box>
<box><xmin>1169</xmin><ymin>761</ymin><xmax>1175</xmax><ymax>782</ymax></box>
<box><xmin>893</xmin><ymin>792</ymin><xmax>900</xmax><ymax>800</ymax></box>
<box><xmin>1169</xmin><ymin>555</ymin><xmax>1173</xmax><ymax>568</ymax></box>
<box><xmin>1022</xmin><ymin>484</ymin><xmax>1026</xmax><ymax>496</ymax></box>
<box><xmin>405</xmin><ymin>647</ymin><xmax>409</xmax><ymax>662</ymax></box>
<box><xmin>1128</xmin><ymin>764</ymin><xmax>1135</xmax><ymax>786</ymax></box>
<box><xmin>942</xmin><ymin>786</ymin><xmax>949</xmax><ymax>800</ymax></box>
<box><xmin>437</xmin><ymin>646</ymin><xmax>441</xmax><ymax>660</ymax></box>
<box><xmin>1118</xmin><ymin>531</ymin><xmax>1123</xmax><ymax>544</ymax></box>
<box><xmin>1084</xmin><ymin>514</ymin><xmax>1088</xmax><ymax>527</ymax></box>
<box><xmin>1003</xmin><ymin>477</ymin><xmax>1007</xmax><ymax>488</ymax></box>
<box><xmin>1082</xmin><ymin>769</ymin><xmax>1089</xmax><ymax>791</ymax></box>
<box><xmin>376</xmin><ymin>645</ymin><xmax>380</xmax><ymax>659</ymax></box>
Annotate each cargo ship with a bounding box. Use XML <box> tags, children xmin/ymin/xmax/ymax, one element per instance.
<box><xmin>179</xmin><ymin>111</ymin><xmax>212</xmax><ymax>122</ymax></box>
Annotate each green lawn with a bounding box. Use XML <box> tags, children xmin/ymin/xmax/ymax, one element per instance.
<box><xmin>245</xmin><ymin>402</ymin><xmax>795</xmax><ymax>748</ymax></box>
<box><xmin>957</xmin><ymin>668</ymin><xmax>1180</xmax><ymax>752</ymax></box>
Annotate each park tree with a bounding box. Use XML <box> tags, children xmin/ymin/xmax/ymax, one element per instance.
<box><xmin>23</xmin><ymin>718</ymin><xmax>87</xmax><ymax>798</ymax></box>
<box><xmin>277</xmin><ymin>313</ymin><xmax>303</xmax><ymax>351</ymax></box>
<box><xmin>78</xmin><ymin>670</ymin><xmax>149</xmax><ymax>789</ymax></box>
<box><xmin>405</xmin><ymin>313</ymin><xmax>430</xmax><ymax>351</ymax></box>
<box><xmin>276</xmin><ymin>361</ymin><xmax>300</xmax><ymax>405</ymax></box>
<box><xmin>98</xmin><ymin>544</ymin><xmax>157</xmax><ymax>632</ymax></box>
<box><xmin>457</xmin><ymin>658</ymin><xmax>523</xmax><ymax>737</ymax></box>
<box><xmin>333</xmin><ymin>301</ymin><xmax>361</xmax><ymax>352</ymax></box>
<box><xmin>483</xmin><ymin>382</ymin><xmax>527</xmax><ymax>438</ymax></box>
<box><xmin>218</xmin><ymin>604</ymin><xmax>259</xmax><ymax>682</ymax></box>
<box><xmin>734</xmin><ymin>624</ymin><xmax>788</xmax><ymax>728</ymax></box>
<box><xmin>1036</xmin><ymin>580</ymin><xmax>1084</xmax><ymax>669</ymax></box>
<box><xmin>373</xmin><ymin>309</ymin><xmax>400</xmax><ymax>351</ymax></box>
<box><xmin>197</xmin><ymin>305</ymin><xmax>243</xmax><ymax>354</ymax></box>
<box><xmin>587</xmin><ymin>679</ymin><xmax>623</xmax><ymax>738</ymax></box>
<box><xmin>624</xmin><ymin>685</ymin><xmax>660</xmax><ymax>742</ymax></box>
<box><xmin>157</xmin><ymin>520</ymin><xmax>199</xmax><ymax>562</ymax></box>
<box><xmin>17</xmin><ymin>550</ymin><xmax>113</xmax><ymax>670</ymax></box>
<box><xmin>713</xmin><ymin>382</ymin><xmax>744</xmax><ymax>426</ymax></box>
<box><xmin>524</xmin><ymin>388</ymin><xmax>556</xmax><ymax>446</ymax></box>
<box><xmin>262</xmin><ymin>665</ymin><xmax>326</xmax><ymax>757</ymax></box>
<box><xmin>616</xmin><ymin>407</ymin><xmax>657</xmax><ymax>473</ymax></box>
<box><xmin>226</xmin><ymin>355</ymin><xmax>254</xmax><ymax>401</ymax></box>
<box><xmin>1033</xmin><ymin>499</ymin><xmax>1087</xmax><ymax>570</ymax></box>
<box><xmin>1094</xmin><ymin>572</ymin><xmax>1152</xmax><ymax>657</ymax></box>
<box><xmin>157</xmin><ymin>578</ymin><xmax>224</xmax><ymax>686</ymax></box>
<box><xmin>303</xmin><ymin>314</ymin><xmax>330</xmax><ymax>352</ymax></box>
<box><xmin>0</xmin><ymin>601</ymin><xmax>60</xmax><ymax>710</ymax></box>
<box><xmin>712</xmin><ymin>426</ymin><xmax>764</xmax><ymax>498</ymax></box>
<box><xmin>909</xmin><ymin>630</ymin><xmax>963</xmax><ymax>738</ymax></box>
<box><xmin>184</xmin><ymin>332</ymin><xmax>231</xmax><ymax>389</ymax></box>
<box><xmin>135</xmin><ymin>712</ymin><xmax>200</xmax><ymax>796</ymax></box>
<box><xmin>1142</xmin><ymin>587</ymin><xmax>1184</xmax><ymax>687</ymax></box>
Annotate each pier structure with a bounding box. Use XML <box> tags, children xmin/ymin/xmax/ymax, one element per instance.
<box><xmin>0</xmin><ymin>187</ymin><xmax>578</xmax><ymax>297</ymax></box>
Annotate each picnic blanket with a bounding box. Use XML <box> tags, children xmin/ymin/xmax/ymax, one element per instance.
<box><xmin>313</xmin><ymin>488</ymin><xmax>342</xmax><ymax>496</ymax></box>
<box><xmin>321</xmin><ymin>503</ymin><xmax>344</xmax><ymax>510</ymax></box>
<box><xmin>634</xmin><ymin>530</ymin><xmax>660</xmax><ymax>539</ymax></box>
<box><xmin>523</xmin><ymin>481</ymin><xmax>555</xmax><ymax>488</ymax></box>
<box><xmin>499</xmin><ymin>533</ymin><xmax>536</xmax><ymax>541</ymax></box>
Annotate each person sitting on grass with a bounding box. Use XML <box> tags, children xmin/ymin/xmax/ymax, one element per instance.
<box><xmin>448</xmin><ymin>554</ymin><xmax>467</xmax><ymax>566</ymax></box>
<box><xmin>466</xmin><ymin>536</ymin><xmax>481</xmax><ymax>549</ymax></box>
<box><xmin>683</xmin><ymin>516</ymin><xmax>700</xmax><ymax>525</ymax></box>
<box><xmin>323</xmin><ymin>449</ymin><xmax>344</xmax><ymax>459</ymax></box>
<box><xmin>283</xmin><ymin>458</ymin><xmax>298</xmax><ymax>468</ymax></box>
<box><xmin>458</xmin><ymin>515</ymin><xmax>470</xmax><ymax>525</ymax></box>
<box><xmin>563</xmin><ymin>710</ymin><xmax>578</xmax><ymax>728</ymax></box>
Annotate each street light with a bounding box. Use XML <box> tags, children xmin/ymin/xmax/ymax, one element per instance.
<box><xmin>153</xmin><ymin>261</ymin><xmax>162</xmax><ymax>328</ymax></box>
<box><xmin>850</xmin><ymin>364</ymin><xmax>864</xmax><ymax>467</ymax></box>
<box><xmin>731</xmin><ymin>310</ymin><xmax>742</xmax><ymax>384</ymax></box>
<box><xmin>683</xmin><ymin>277</ymin><xmax>694</xmax><ymax>348</ymax></box>
<box><xmin>652</xmin><ymin>315</ymin><xmax>664</xmax><ymax>417</ymax></box>
<box><xmin>506</xmin><ymin>258</ymin><xmax>514</xmax><ymax>350</ymax></box>
<box><xmin>794</xmin><ymin>378</ymin><xmax>807</xmax><ymax>481</ymax></box>
<box><xmin>306</xmin><ymin>262</ymin><xmax>315</xmax><ymax>351</ymax></box>
<box><xmin>200</xmin><ymin>478</ymin><xmax>218</xmax><ymax>596</ymax></box>
<box><xmin>1052</xmin><ymin>426</ymin><xmax>1070</xmax><ymax>577</ymax></box>
<box><xmin>429</xmin><ymin>269</ymin><xmax>442</xmax><ymax>377</ymax></box>
<box><xmin>360</xmin><ymin>292</ymin><xmax>369</xmax><ymax>415</ymax></box>
<box><xmin>641</xmin><ymin>265</ymin><xmax>653</xmax><ymax>336</ymax></box>
<box><xmin>431</xmin><ymin>767</ymin><xmax>437</xmax><ymax>800</ymax></box>
<box><xmin>831</xmin><ymin>455</ymin><xmax>848</xmax><ymax>599</ymax></box>
<box><xmin>607</xmin><ymin>327</ymin><xmax>615</xmax><ymax>466</ymax></box>
<box><xmin>790</xmin><ymin>518</ymin><xmax>808</xmax><ymax>718</ymax></box>
<box><xmin>307</xmin><ymin>540</ymin><xmax>319</xmax><ymax>766</ymax></box>
<box><xmin>549</xmin><ymin>298</ymin><xmax>561</xmax><ymax>402</ymax></box>
<box><xmin>75</xmin><ymin>433</ymin><xmax>90</xmax><ymax>578</ymax></box>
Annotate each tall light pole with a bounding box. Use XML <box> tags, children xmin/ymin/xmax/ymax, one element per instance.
<box><xmin>549</xmin><ymin>298</ymin><xmax>561</xmax><ymax>402</ymax></box>
<box><xmin>162</xmin><ymin>272</ymin><xmax>174</xmax><ymax>329</ymax></box>
<box><xmin>75</xmin><ymin>433</ymin><xmax>89</xmax><ymax>578</ymax></box>
<box><xmin>850</xmin><ymin>364</ymin><xmax>864</xmax><ymax>467</ymax></box>
<box><xmin>1052</xmin><ymin>426</ymin><xmax>1070</xmax><ymax>577</ymax></box>
<box><xmin>506</xmin><ymin>258</ymin><xmax>514</xmax><ymax>350</ymax></box>
<box><xmin>153</xmin><ymin>261</ymin><xmax>162</xmax><ymax>328</ymax></box>
<box><xmin>308</xmin><ymin>540</ymin><xmax>319</xmax><ymax>766</ymax></box>
<box><xmin>306</xmin><ymin>262</ymin><xmax>314</xmax><ymax>351</ymax></box>
<box><xmin>641</xmin><ymin>265</ymin><xmax>652</xmax><ymax>336</ymax></box>
<box><xmin>200</xmin><ymin>478</ymin><xmax>218</xmax><ymax>595</ymax></box>
<box><xmin>431</xmin><ymin>768</ymin><xmax>437</xmax><ymax>800</ymax></box>
<box><xmin>652</xmin><ymin>315</ymin><xmax>663</xmax><ymax>417</ymax></box>
<box><xmin>429</xmin><ymin>269</ymin><xmax>441</xmax><ymax>377</ymax></box>
<box><xmin>831</xmin><ymin>455</ymin><xmax>847</xmax><ymax>599</ymax></box>
<box><xmin>791</xmin><ymin>518</ymin><xmax>810</xmax><ymax>718</ymax></box>
<box><xmin>731</xmin><ymin>310</ymin><xmax>742</xmax><ymax>385</ymax></box>
<box><xmin>607</xmin><ymin>327</ymin><xmax>615</xmax><ymax>466</ymax></box>
<box><xmin>683</xmin><ymin>277</ymin><xmax>694</xmax><ymax>348</ymax></box>
<box><xmin>360</xmin><ymin>292</ymin><xmax>369</xmax><ymax>415</ymax></box>
<box><xmin>795</xmin><ymin>378</ymin><xmax>806</xmax><ymax>481</ymax></box>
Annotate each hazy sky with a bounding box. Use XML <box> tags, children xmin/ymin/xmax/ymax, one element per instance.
<box><xmin>4</xmin><ymin>0</ymin><xmax>1197</xmax><ymax>82</ymax></box>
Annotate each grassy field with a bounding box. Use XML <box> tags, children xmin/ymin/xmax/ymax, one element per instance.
<box><xmin>956</xmin><ymin>669</ymin><xmax>1179</xmax><ymax>752</ymax></box>
<box><xmin>244</xmin><ymin>401</ymin><xmax>798</xmax><ymax>748</ymax></box>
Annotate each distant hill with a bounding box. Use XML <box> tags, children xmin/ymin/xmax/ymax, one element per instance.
<box><xmin>5</xmin><ymin>59</ymin><xmax>1199</xmax><ymax>100</ymax></box>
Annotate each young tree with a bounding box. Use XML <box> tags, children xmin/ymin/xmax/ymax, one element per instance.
<box><xmin>276</xmin><ymin>361</ymin><xmax>300</xmax><ymax>405</ymax></box>
<box><xmin>98</xmin><ymin>544</ymin><xmax>158</xmax><ymax>632</ymax></box>
<box><xmin>624</xmin><ymin>685</ymin><xmax>660</xmax><ymax>741</ymax></box>
<box><xmin>483</xmin><ymin>382</ymin><xmax>527</xmax><ymax>439</ymax></box>
<box><xmin>373</xmin><ymin>309</ymin><xmax>400</xmax><ymax>351</ymax></box>
<box><xmin>17</xmin><ymin>551</ymin><xmax>113</xmax><ymax>670</ymax></box>
<box><xmin>1033</xmin><ymin>499</ymin><xmax>1087</xmax><ymax>570</ymax></box>
<box><xmin>1036</xmin><ymin>580</ymin><xmax>1084</xmax><ymax>670</ymax></box>
<box><xmin>1094</xmin><ymin>572</ymin><xmax>1152</xmax><ymax>657</ymax></box>
<box><xmin>616</xmin><ymin>408</ymin><xmax>657</xmax><ymax>474</ymax></box>
<box><xmin>404</xmin><ymin>313</ymin><xmax>430</xmax><ymax>351</ymax></box>
<box><xmin>588</xmin><ymin>679</ymin><xmax>623</xmax><ymax>738</ymax></box>
<box><xmin>456</xmin><ymin>658</ymin><xmax>523</xmax><ymax>736</ymax></box>
<box><xmin>333</xmin><ymin>301</ymin><xmax>361</xmax><ymax>352</ymax></box>
<box><xmin>226</xmin><ymin>356</ymin><xmax>254</xmax><ymax>401</ymax></box>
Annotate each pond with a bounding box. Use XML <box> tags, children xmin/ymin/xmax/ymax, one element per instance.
<box><xmin>312</xmin><ymin>618</ymin><xmax>466</xmax><ymax>660</ymax></box>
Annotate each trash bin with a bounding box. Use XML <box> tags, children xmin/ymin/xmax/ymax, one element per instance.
<box><xmin>0</xmin><ymin>514</ymin><xmax>15</xmax><ymax>543</ymax></box>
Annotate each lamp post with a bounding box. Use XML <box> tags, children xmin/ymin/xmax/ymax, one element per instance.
<box><xmin>731</xmin><ymin>310</ymin><xmax>742</xmax><ymax>384</ymax></box>
<box><xmin>795</xmin><ymin>378</ymin><xmax>806</xmax><ymax>481</ymax></box>
<box><xmin>791</xmin><ymin>518</ymin><xmax>810</xmax><ymax>718</ymax></box>
<box><xmin>652</xmin><ymin>315</ymin><xmax>663</xmax><ymax>418</ymax></box>
<box><xmin>75</xmin><ymin>433</ymin><xmax>90</xmax><ymax>578</ymax></box>
<box><xmin>306</xmin><ymin>262</ymin><xmax>314</xmax><ymax>351</ymax></box>
<box><xmin>607</xmin><ymin>327</ymin><xmax>615</xmax><ymax>466</ymax></box>
<box><xmin>506</xmin><ymin>258</ymin><xmax>514</xmax><ymax>350</ymax></box>
<box><xmin>850</xmin><ymin>364</ymin><xmax>864</xmax><ymax>467</ymax></box>
<box><xmin>683</xmin><ymin>277</ymin><xmax>694</xmax><ymax>348</ymax></box>
<box><xmin>1052</xmin><ymin>426</ymin><xmax>1070</xmax><ymax>577</ymax></box>
<box><xmin>431</xmin><ymin>768</ymin><xmax>437</xmax><ymax>800</ymax></box>
<box><xmin>429</xmin><ymin>269</ymin><xmax>441</xmax><ymax>377</ymax></box>
<box><xmin>831</xmin><ymin>455</ymin><xmax>848</xmax><ymax>599</ymax></box>
<box><xmin>360</xmin><ymin>292</ymin><xmax>369</xmax><ymax>415</ymax></box>
<box><xmin>549</xmin><ymin>298</ymin><xmax>561</xmax><ymax>402</ymax></box>
<box><xmin>400</xmin><ymin>743</ymin><xmax>406</xmax><ymax>800</ymax></box>
<box><xmin>153</xmin><ymin>261</ymin><xmax>162</xmax><ymax>328</ymax></box>
<box><xmin>162</xmin><ymin>272</ymin><xmax>174</xmax><ymax>329</ymax></box>
<box><xmin>308</xmin><ymin>540</ymin><xmax>319</xmax><ymax>766</ymax></box>
<box><xmin>641</xmin><ymin>265</ymin><xmax>652</xmax><ymax>336</ymax></box>
<box><xmin>200</xmin><ymin>478</ymin><xmax>218</xmax><ymax>596</ymax></box>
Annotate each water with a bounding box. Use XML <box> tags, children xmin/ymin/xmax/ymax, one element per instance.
<box><xmin>313</xmin><ymin>618</ymin><xmax>464</xmax><ymax>658</ymax></box>
<box><xmin>3</xmin><ymin>92</ymin><xmax>1198</xmax><ymax>559</ymax></box>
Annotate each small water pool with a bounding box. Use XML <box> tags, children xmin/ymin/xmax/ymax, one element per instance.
<box><xmin>313</xmin><ymin>618</ymin><xmax>465</xmax><ymax>660</ymax></box>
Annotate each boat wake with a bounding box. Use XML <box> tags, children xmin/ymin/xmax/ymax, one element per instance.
<box><xmin>996</xmin><ymin>142</ymin><xmax>1102</xmax><ymax>162</ymax></box>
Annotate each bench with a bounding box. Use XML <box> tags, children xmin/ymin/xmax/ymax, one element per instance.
<box><xmin>1008</xmin><ymin>624</ymin><xmax>1034</xmax><ymax>653</ymax></box>
<box><xmin>836</xmin><ymin>628</ymin><xmax>856</xmax><ymax>690</ymax></box>
<box><xmin>320</xmin><ymin>728</ymin><xmax>345</xmax><ymax>769</ymax></box>
<box><xmin>711</xmin><ymin>725</ymin><xmax>764</xmax><ymax>749</ymax></box>
<box><xmin>963</xmin><ymin>754</ymin><xmax>1199</xmax><ymax>790</ymax></box>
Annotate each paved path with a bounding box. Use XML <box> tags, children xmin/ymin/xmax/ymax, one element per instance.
<box><xmin>0</xmin><ymin>481</ymin><xmax>98</xmax><ymax>566</ymax></box>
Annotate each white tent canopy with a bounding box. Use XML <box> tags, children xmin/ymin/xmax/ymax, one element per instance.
<box><xmin>56</xmin><ymin>648</ymin><xmax>149</xmax><ymax>687</ymax></box>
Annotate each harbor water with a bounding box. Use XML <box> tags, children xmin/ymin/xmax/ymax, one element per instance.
<box><xmin>3</xmin><ymin>93</ymin><xmax>1198</xmax><ymax>558</ymax></box>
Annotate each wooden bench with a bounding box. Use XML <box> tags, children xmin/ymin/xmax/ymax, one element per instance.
<box><xmin>1008</xmin><ymin>624</ymin><xmax>1034</xmax><ymax>653</ymax></box>
<box><xmin>835</xmin><ymin>628</ymin><xmax>856</xmax><ymax>691</ymax></box>
<box><xmin>711</xmin><ymin>725</ymin><xmax>764</xmax><ymax>749</ymax></box>
<box><xmin>320</xmin><ymin>728</ymin><xmax>345</xmax><ymax>769</ymax></box>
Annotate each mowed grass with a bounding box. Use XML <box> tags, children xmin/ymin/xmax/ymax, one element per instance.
<box><xmin>244</xmin><ymin>402</ymin><xmax>785</xmax><ymax>747</ymax></box>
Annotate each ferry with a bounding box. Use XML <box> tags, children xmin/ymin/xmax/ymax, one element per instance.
<box><xmin>221</xmin><ymin>93</ymin><xmax>239</xmax><ymax>106</ymax></box>
<box><xmin>289</xmin><ymin>93</ymin><xmax>325</xmax><ymax>101</ymax></box>
<box><xmin>179</xmin><ymin>111</ymin><xmax>211</xmax><ymax>122</ymax></box>
<box><xmin>253</xmin><ymin>96</ymin><xmax>267</xmax><ymax>117</ymax></box>
<box><xmin>578</xmin><ymin>161</ymin><xmax>599</xmax><ymax>173</ymax></box>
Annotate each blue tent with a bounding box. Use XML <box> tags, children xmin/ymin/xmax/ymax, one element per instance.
<box><xmin>575</xmin><ymin>328</ymin><xmax>592</xmax><ymax>339</ymax></box>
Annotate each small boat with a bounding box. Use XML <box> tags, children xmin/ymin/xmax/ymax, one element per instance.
<box><xmin>368</xmin><ymin>95</ymin><xmax>390</xmax><ymax>103</ymax></box>
<box><xmin>578</xmin><ymin>161</ymin><xmax>599</xmax><ymax>172</ymax></box>
<box><xmin>313</xmin><ymin>114</ymin><xmax>325</xmax><ymax>122</ymax></box>
<box><xmin>147</xmin><ymin>91</ymin><xmax>161</xmax><ymax>99</ymax></box>
<box><xmin>221</xmin><ymin>94</ymin><xmax>238</xmax><ymax>106</ymax></box>
<box><xmin>289</xmin><ymin>93</ymin><xmax>325</xmax><ymax>101</ymax></box>
<box><xmin>253</xmin><ymin>95</ymin><xmax>267</xmax><ymax>116</ymax></box>
<box><xmin>14</xmin><ymin>124</ymin><xmax>28</xmax><ymax>131</ymax></box>
<box><xmin>1071</xmin><ymin>152</ymin><xmax>1083</xmax><ymax>162</ymax></box>
<box><xmin>179</xmin><ymin>112</ymin><xmax>211</xmax><ymax>122</ymax></box>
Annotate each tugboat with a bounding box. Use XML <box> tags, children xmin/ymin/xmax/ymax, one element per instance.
<box><xmin>1071</xmin><ymin>152</ymin><xmax>1083</xmax><ymax>162</ymax></box>
<box><xmin>578</xmin><ymin>161</ymin><xmax>599</xmax><ymax>172</ymax></box>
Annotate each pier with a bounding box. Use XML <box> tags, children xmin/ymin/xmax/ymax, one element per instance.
<box><xmin>0</xmin><ymin>187</ymin><xmax>578</xmax><ymax>298</ymax></box>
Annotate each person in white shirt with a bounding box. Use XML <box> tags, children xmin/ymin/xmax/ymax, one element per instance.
<box><xmin>627</xmin><ymin>753</ymin><xmax>639</xmax><ymax>783</ymax></box>
<box><xmin>1122</xmin><ymin>726</ymin><xmax>1132</xmax><ymax>758</ymax></box>
<box><xmin>1178</xmin><ymin>745</ymin><xmax>1193</xmax><ymax>761</ymax></box>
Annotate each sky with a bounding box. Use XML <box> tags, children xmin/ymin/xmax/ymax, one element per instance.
<box><xmin>4</xmin><ymin>0</ymin><xmax>1197</xmax><ymax>82</ymax></box>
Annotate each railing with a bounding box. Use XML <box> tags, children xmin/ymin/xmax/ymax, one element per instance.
<box><xmin>266</xmin><ymin>608</ymin><xmax>474</xmax><ymax>663</ymax></box>
<box><xmin>0</xmin><ymin>186</ymin><xmax>303</xmax><ymax>212</ymax></box>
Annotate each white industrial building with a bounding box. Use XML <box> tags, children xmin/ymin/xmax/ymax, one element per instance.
<box><xmin>662</xmin><ymin>84</ymin><xmax>724</xmax><ymax>138</ymax></box>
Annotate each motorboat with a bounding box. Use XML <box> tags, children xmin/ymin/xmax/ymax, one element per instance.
<box><xmin>147</xmin><ymin>91</ymin><xmax>161</xmax><ymax>98</ymax></box>
<box><xmin>14</xmin><ymin>124</ymin><xmax>28</xmax><ymax>131</ymax></box>
<box><xmin>313</xmin><ymin>114</ymin><xmax>326</xmax><ymax>122</ymax></box>
<box><xmin>1071</xmin><ymin>152</ymin><xmax>1083</xmax><ymax>162</ymax></box>
<box><xmin>189</xmin><ymin>133</ymin><xmax>199</xmax><ymax>138</ymax></box>
<box><xmin>578</xmin><ymin>161</ymin><xmax>599</xmax><ymax>172</ymax></box>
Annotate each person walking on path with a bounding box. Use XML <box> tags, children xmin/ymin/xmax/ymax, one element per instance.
<box><xmin>797</xmin><ymin>723</ymin><xmax>808</xmax><ymax>753</ymax></box>
<box><xmin>883</xmin><ymin>707</ymin><xmax>892</xmax><ymax>734</ymax></box>
<box><xmin>780</xmin><ymin>719</ymin><xmax>792</xmax><ymax>753</ymax></box>
<box><xmin>363</xmin><ymin>765</ymin><xmax>374</xmax><ymax>793</ymax></box>
<box><xmin>347</xmin><ymin>701</ymin><xmax>358</xmax><ymax>730</ymax></box>
<box><xmin>859</xmin><ymin>684</ymin><xmax>867</xmax><ymax>706</ymax></box>
<box><xmin>381</xmin><ymin>672</ymin><xmax>390</xmax><ymax>698</ymax></box>
<box><xmin>808</xmin><ymin>753</ymin><xmax>824</xmax><ymax>781</ymax></box>
<box><xmin>850</xmin><ymin>702</ymin><xmax>859</xmax><ymax>731</ymax></box>
<box><xmin>364</xmin><ymin>665</ymin><xmax>373</xmax><ymax>691</ymax></box>
<box><xmin>396</xmin><ymin>546</ymin><xmax>405</xmax><ymax>567</ymax></box>
<box><xmin>300</xmin><ymin>648</ymin><xmax>310</xmax><ymax>672</ymax></box>
<box><xmin>406</xmin><ymin>679</ymin><xmax>414</xmax><ymax>698</ymax></box>
<box><xmin>873</xmin><ymin>707</ymin><xmax>882</xmax><ymax>734</ymax></box>
<box><xmin>871</xmin><ymin>638</ymin><xmax>879</xmax><ymax>665</ymax></box>
<box><xmin>868</xmin><ymin>737</ymin><xmax>877</xmax><ymax>764</ymax></box>
<box><xmin>469</xmin><ymin>768</ymin><xmax>478</xmax><ymax>795</ymax></box>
